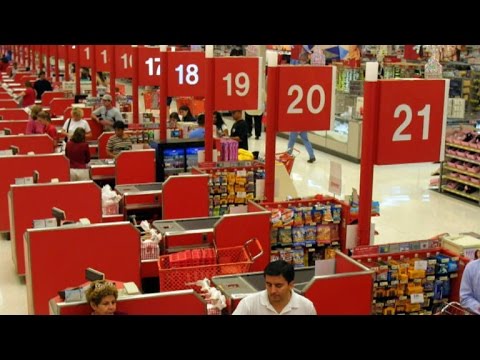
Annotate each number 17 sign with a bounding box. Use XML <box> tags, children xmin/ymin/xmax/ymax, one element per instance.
<box><xmin>375</xmin><ymin>79</ymin><xmax>449</xmax><ymax>165</ymax></box>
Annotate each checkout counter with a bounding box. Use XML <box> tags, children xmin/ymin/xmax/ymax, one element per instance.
<box><xmin>153</xmin><ymin>216</ymin><xmax>220</xmax><ymax>253</ymax></box>
<box><xmin>212</xmin><ymin>251</ymin><xmax>374</xmax><ymax>315</ymax></box>
<box><xmin>89</xmin><ymin>158</ymin><xmax>115</xmax><ymax>185</ymax></box>
<box><xmin>115</xmin><ymin>182</ymin><xmax>163</xmax><ymax>222</ymax></box>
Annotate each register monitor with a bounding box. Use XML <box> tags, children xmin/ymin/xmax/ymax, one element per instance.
<box><xmin>52</xmin><ymin>207</ymin><xmax>66</xmax><ymax>227</ymax></box>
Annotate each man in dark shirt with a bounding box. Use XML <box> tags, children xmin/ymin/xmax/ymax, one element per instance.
<box><xmin>33</xmin><ymin>71</ymin><xmax>53</xmax><ymax>100</ymax></box>
<box><xmin>230</xmin><ymin>110</ymin><xmax>249</xmax><ymax>150</ymax></box>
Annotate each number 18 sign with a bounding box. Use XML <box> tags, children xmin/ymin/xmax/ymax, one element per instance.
<box><xmin>375</xmin><ymin>79</ymin><xmax>449</xmax><ymax>165</ymax></box>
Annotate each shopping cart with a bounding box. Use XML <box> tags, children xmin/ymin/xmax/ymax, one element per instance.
<box><xmin>276</xmin><ymin>148</ymin><xmax>300</xmax><ymax>175</ymax></box>
<box><xmin>436</xmin><ymin>301</ymin><xmax>477</xmax><ymax>315</ymax></box>
<box><xmin>158</xmin><ymin>238</ymin><xmax>263</xmax><ymax>292</ymax></box>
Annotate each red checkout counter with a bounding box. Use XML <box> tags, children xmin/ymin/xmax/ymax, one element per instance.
<box><xmin>212</xmin><ymin>251</ymin><xmax>374</xmax><ymax>315</ymax></box>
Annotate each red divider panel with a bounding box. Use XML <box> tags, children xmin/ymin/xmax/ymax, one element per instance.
<box><xmin>0</xmin><ymin>109</ymin><xmax>29</xmax><ymax>120</ymax></box>
<box><xmin>304</xmin><ymin>272</ymin><xmax>373</xmax><ymax>315</ymax></box>
<box><xmin>14</xmin><ymin>72</ymin><xmax>32</xmax><ymax>83</ymax></box>
<box><xmin>0</xmin><ymin>154</ymin><xmax>70</xmax><ymax>232</ymax></box>
<box><xmin>97</xmin><ymin>132</ymin><xmax>114</xmax><ymax>158</ymax></box>
<box><xmin>49</xmin><ymin>98</ymin><xmax>74</xmax><ymax>118</ymax></box>
<box><xmin>214</xmin><ymin>212</ymin><xmax>271</xmax><ymax>272</ymax></box>
<box><xmin>116</xmin><ymin>149</ymin><xmax>156</xmax><ymax>185</ymax></box>
<box><xmin>0</xmin><ymin>120</ymin><xmax>29</xmax><ymax>134</ymax></box>
<box><xmin>25</xmin><ymin>222</ymin><xmax>141</xmax><ymax>314</ymax></box>
<box><xmin>0</xmin><ymin>99</ymin><xmax>19</xmax><ymax>108</ymax></box>
<box><xmin>10</xmin><ymin>181</ymin><xmax>103</xmax><ymax>275</ymax></box>
<box><xmin>0</xmin><ymin>134</ymin><xmax>54</xmax><ymax>154</ymax></box>
<box><xmin>41</xmin><ymin>91</ymin><xmax>65</xmax><ymax>106</ymax></box>
<box><xmin>51</xmin><ymin>289</ymin><xmax>206</xmax><ymax>315</ymax></box>
<box><xmin>162</xmin><ymin>174</ymin><xmax>210</xmax><ymax>220</ymax></box>
<box><xmin>0</xmin><ymin>93</ymin><xmax>14</xmax><ymax>100</ymax></box>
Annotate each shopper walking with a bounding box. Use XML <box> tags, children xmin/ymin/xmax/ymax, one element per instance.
<box><xmin>287</xmin><ymin>132</ymin><xmax>316</xmax><ymax>163</ymax></box>
<box><xmin>232</xmin><ymin>260</ymin><xmax>317</xmax><ymax>315</ymax></box>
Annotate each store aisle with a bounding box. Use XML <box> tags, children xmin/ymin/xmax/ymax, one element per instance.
<box><xmin>1</xmin><ymin>120</ymin><xmax>479</xmax><ymax>314</ymax></box>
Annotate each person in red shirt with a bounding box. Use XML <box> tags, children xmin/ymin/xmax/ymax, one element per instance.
<box><xmin>65</xmin><ymin>127</ymin><xmax>90</xmax><ymax>181</ymax></box>
<box><xmin>37</xmin><ymin>111</ymin><xmax>59</xmax><ymax>149</ymax></box>
<box><xmin>16</xmin><ymin>81</ymin><xmax>36</xmax><ymax>107</ymax></box>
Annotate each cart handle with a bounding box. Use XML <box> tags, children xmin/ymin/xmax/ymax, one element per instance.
<box><xmin>244</xmin><ymin>237</ymin><xmax>263</xmax><ymax>262</ymax></box>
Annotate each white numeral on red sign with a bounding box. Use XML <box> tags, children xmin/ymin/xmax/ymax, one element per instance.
<box><xmin>100</xmin><ymin>50</ymin><xmax>107</xmax><ymax>64</ymax></box>
<box><xmin>175</xmin><ymin>64</ymin><xmax>199</xmax><ymax>85</ymax></box>
<box><xmin>223</xmin><ymin>72</ymin><xmax>250</xmax><ymax>96</ymax></box>
<box><xmin>84</xmin><ymin>47</ymin><xmax>90</xmax><ymax>60</ymax></box>
<box><xmin>121</xmin><ymin>53</ymin><xmax>133</xmax><ymax>69</ymax></box>
<box><xmin>145</xmin><ymin>57</ymin><xmax>161</xmax><ymax>76</ymax></box>
<box><xmin>287</xmin><ymin>84</ymin><xmax>325</xmax><ymax>114</ymax></box>
<box><xmin>392</xmin><ymin>104</ymin><xmax>431</xmax><ymax>141</ymax></box>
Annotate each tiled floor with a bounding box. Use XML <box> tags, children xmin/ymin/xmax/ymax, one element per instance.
<box><xmin>2</xmin><ymin>113</ymin><xmax>480</xmax><ymax>314</ymax></box>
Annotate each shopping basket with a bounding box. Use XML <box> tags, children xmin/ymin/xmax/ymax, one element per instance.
<box><xmin>275</xmin><ymin>148</ymin><xmax>300</xmax><ymax>175</ymax></box>
<box><xmin>436</xmin><ymin>301</ymin><xmax>477</xmax><ymax>315</ymax></box>
<box><xmin>158</xmin><ymin>238</ymin><xmax>263</xmax><ymax>292</ymax></box>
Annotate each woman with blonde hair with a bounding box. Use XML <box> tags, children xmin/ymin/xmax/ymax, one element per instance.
<box><xmin>60</xmin><ymin>107</ymin><xmax>92</xmax><ymax>141</ymax></box>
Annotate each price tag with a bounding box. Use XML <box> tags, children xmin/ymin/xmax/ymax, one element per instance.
<box><xmin>410</xmin><ymin>293</ymin><xmax>425</xmax><ymax>304</ymax></box>
<box><xmin>167</xmin><ymin>51</ymin><xmax>205</xmax><ymax>96</ymax></box>
<box><xmin>214</xmin><ymin>57</ymin><xmax>261</xmax><ymax>110</ymax></box>
<box><xmin>277</xmin><ymin>66</ymin><xmax>336</xmax><ymax>132</ymax></box>
<box><xmin>414</xmin><ymin>260</ymin><xmax>428</xmax><ymax>270</ymax></box>
<box><xmin>375</xmin><ymin>79</ymin><xmax>449</xmax><ymax>165</ymax></box>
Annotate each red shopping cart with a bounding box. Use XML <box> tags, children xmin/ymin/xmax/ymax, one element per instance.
<box><xmin>275</xmin><ymin>148</ymin><xmax>300</xmax><ymax>175</ymax></box>
<box><xmin>158</xmin><ymin>238</ymin><xmax>263</xmax><ymax>292</ymax></box>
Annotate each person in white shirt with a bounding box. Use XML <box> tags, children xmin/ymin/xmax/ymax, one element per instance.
<box><xmin>60</xmin><ymin>107</ymin><xmax>92</xmax><ymax>141</ymax></box>
<box><xmin>232</xmin><ymin>260</ymin><xmax>317</xmax><ymax>315</ymax></box>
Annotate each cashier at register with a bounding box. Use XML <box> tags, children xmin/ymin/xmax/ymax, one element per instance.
<box><xmin>106</xmin><ymin>121</ymin><xmax>133</xmax><ymax>159</ymax></box>
<box><xmin>232</xmin><ymin>260</ymin><xmax>317</xmax><ymax>315</ymax></box>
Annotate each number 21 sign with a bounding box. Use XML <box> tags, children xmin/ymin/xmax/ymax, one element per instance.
<box><xmin>375</xmin><ymin>79</ymin><xmax>449</xmax><ymax>165</ymax></box>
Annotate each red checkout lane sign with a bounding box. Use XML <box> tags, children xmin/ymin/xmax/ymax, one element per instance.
<box><xmin>375</xmin><ymin>79</ymin><xmax>449</xmax><ymax>165</ymax></box>
<box><xmin>138</xmin><ymin>47</ymin><xmax>163</xmax><ymax>86</ymax></box>
<box><xmin>95</xmin><ymin>45</ymin><xmax>112</xmax><ymax>72</ymax></box>
<box><xmin>167</xmin><ymin>51</ymin><xmax>205</xmax><ymax>97</ymax></box>
<box><xmin>214</xmin><ymin>57</ymin><xmax>262</xmax><ymax>110</ymax></box>
<box><xmin>79</xmin><ymin>45</ymin><xmax>93</xmax><ymax>67</ymax></box>
<box><xmin>115</xmin><ymin>45</ymin><xmax>133</xmax><ymax>78</ymax></box>
<box><xmin>276</xmin><ymin>66</ymin><xmax>336</xmax><ymax>132</ymax></box>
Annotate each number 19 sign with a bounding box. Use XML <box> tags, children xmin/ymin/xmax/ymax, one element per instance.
<box><xmin>375</xmin><ymin>79</ymin><xmax>449</xmax><ymax>165</ymax></box>
<box><xmin>214</xmin><ymin>57</ymin><xmax>262</xmax><ymax>110</ymax></box>
<box><xmin>277</xmin><ymin>66</ymin><xmax>336</xmax><ymax>132</ymax></box>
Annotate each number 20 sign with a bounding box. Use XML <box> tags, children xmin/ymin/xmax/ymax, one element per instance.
<box><xmin>277</xmin><ymin>66</ymin><xmax>336</xmax><ymax>132</ymax></box>
<box><xmin>375</xmin><ymin>79</ymin><xmax>449</xmax><ymax>165</ymax></box>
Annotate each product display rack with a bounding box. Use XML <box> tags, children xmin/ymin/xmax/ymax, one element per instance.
<box><xmin>439</xmin><ymin>140</ymin><xmax>480</xmax><ymax>205</ymax></box>
<box><xmin>352</xmin><ymin>239</ymin><xmax>461</xmax><ymax>315</ymax></box>
<box><xmin>193</xmin><ymin>161</ymin><xmax>265</xmax><ymax>217</ymax></box>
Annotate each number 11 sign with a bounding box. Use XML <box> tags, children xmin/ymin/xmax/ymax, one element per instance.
<box><xmin>375</xmin><ymin>79</ymin><xmax>449</xmax><ymax>165</ymax></box>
